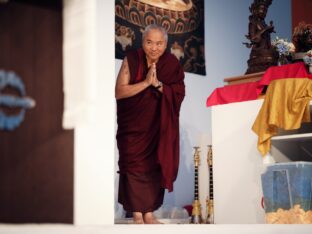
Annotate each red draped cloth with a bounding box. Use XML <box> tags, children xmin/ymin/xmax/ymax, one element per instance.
<box><xmin>116</xmin><ymin>49</ymin><xmax>185</xmax><ymax>212</ymax></box>
<box><xmin>206</xmin><ymin>62</ymin><xmax>311</xmax><ymax>107</ymax></box>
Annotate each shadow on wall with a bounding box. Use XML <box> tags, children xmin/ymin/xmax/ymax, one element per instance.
<box><xmin>163</xmin><ymin>124</ymin><xmax>194</xmax><ymax>207</ymax></box>
<box><xmin>114</xmin><ymin>141</ymin><xmax>124</xmax><ymax>219</ymax></box>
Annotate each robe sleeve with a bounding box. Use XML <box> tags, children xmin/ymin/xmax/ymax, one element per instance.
<box><xmin>157</xmin><ymin>63</ymin><xmax>185</xmax><ymax>192</ymax></box>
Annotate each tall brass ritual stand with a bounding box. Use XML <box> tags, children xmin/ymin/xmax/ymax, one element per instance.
<box><xmin>190</xmin><ymin>146</ymin><xmax>203</xmax><ymax>224</ymax></box>
<box><xmin>206</xmin><ymin>145</ymin><xmax>214</xmax><ymax>224</ymax></box>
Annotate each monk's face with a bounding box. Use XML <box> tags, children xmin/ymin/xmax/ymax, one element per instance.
<box><xmin>142</xmin><ymin>29</ymin><xmax>167</xmax><ymax>63</ymax></box>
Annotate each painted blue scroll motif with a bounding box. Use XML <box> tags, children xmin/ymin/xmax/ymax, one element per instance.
<box><xmin>0</xmin><ymin>70</ymin><xmax>35</xmax><ymax>130</ymax></box>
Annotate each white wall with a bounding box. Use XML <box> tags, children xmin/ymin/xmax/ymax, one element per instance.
<box><xmin>64</xmin><ymin>0</ymin><xmax>115</xmax><ymax>225</ymax></box>
<box><xmin>211</xmin><ymin>99</ymin><xmax>266</xmax><ymax>223</ymax></box>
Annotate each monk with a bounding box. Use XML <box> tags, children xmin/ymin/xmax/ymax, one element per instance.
<box><xmin>115</xmin><ymin>24</ymin><xmax>185</xmax><ymax>224</ymax></box>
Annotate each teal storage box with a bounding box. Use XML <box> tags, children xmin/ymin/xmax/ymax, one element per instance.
<box><xmin>261</xmin><ymin>161</ymin><xmax>312</xmax><ymax>224</ymax></box>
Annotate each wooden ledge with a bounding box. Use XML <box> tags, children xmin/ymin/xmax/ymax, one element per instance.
<box><xmin>224</xmin><ymin>71</ymin><xmax>264</xmax><ymax>85</ymax></box>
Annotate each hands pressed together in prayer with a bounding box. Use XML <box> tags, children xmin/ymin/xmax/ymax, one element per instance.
<box><xmin>145</xmin><ymin>63</ymin><xmax>162</xmax><ymax>90</ymax></box>
<box><xmin>115</xmin><ymin>59</ymin><xmax>162</xmax><ymax>100</ymax></box>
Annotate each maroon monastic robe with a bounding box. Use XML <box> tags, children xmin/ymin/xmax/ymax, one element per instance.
<box><xmin>116</xmin><ymin>49</ymin><xmax>185</xmax><ymax>212</ymax></box>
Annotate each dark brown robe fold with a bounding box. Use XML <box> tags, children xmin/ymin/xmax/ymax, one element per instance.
<box><xmin>116</xmin><ymin>49</ymin><xmax>185</xmax><ymax>212</ymax></box>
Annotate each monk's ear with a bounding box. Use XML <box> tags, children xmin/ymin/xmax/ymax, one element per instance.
<box><xmin>164</xmin><ymin>40</ymin><xmax>168</xmax><ymax>48</ymax></box>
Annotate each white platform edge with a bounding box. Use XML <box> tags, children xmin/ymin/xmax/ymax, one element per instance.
<box><xmin>1</xmin><ymin>224</ymin><xmax>312</xmax><ymax>234</ymax></box>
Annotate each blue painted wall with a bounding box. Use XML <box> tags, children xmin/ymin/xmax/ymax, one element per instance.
<box><xmin>205</xmin><ymin>0</ymin><xmax>291</xmax><ymax>79</ymax></box>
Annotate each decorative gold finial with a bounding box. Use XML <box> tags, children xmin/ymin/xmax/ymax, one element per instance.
<box><xmin>193</xmin><ymin>146</ymin><xmax>200</xmax><ymax>167</ymax></box>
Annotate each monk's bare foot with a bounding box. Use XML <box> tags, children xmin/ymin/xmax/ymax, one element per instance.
<box><xmin>133</xmin><ymin>212</ymin><xmax>144</xmax><ymax>224</ymax></box>
<box><xmin>143</xmin><ymin>212</ymin><xmax>163</xmax><ymax>224</ymax></box>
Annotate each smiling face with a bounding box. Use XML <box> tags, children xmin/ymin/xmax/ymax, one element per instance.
<box><xmin>142</xmin><ymin>29</ymin><xmax>167</xmax><ymax>64</ymax></box>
